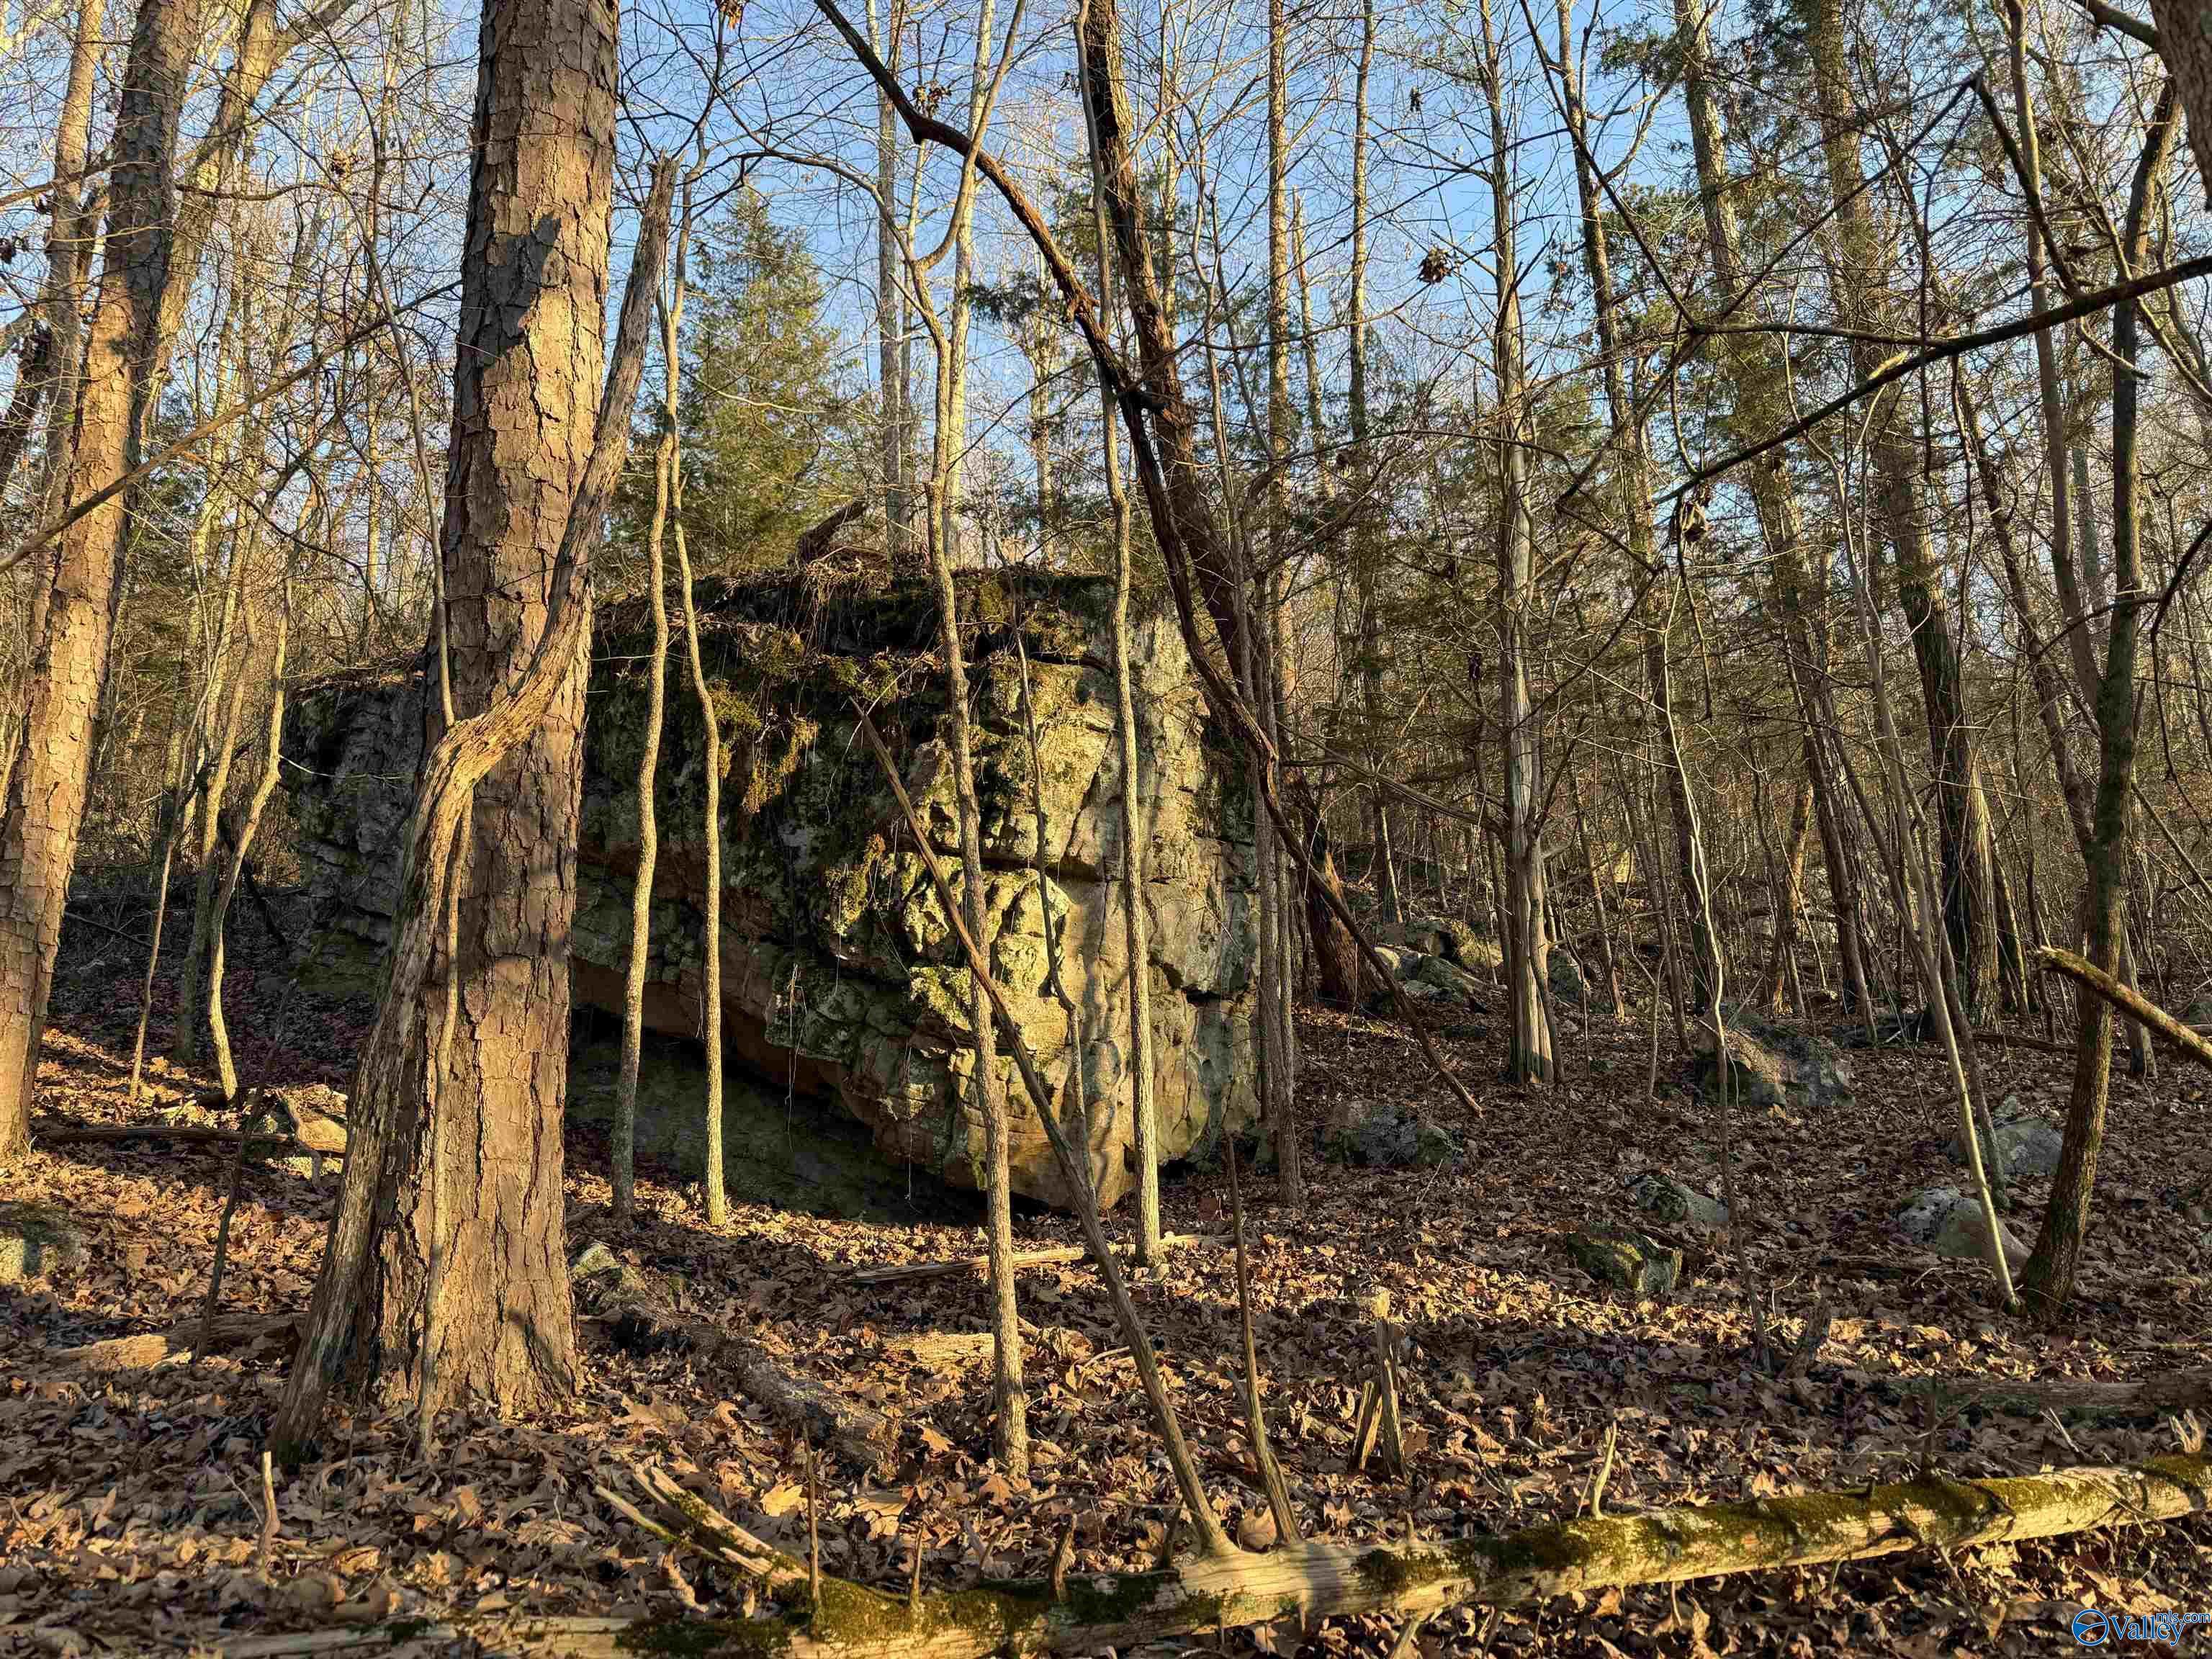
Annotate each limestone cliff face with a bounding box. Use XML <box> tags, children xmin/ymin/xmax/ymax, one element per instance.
<box><xmin>283</xmin><ymin>565</ymin><xmax>1258</xmax><ymax>1209</ymax></box>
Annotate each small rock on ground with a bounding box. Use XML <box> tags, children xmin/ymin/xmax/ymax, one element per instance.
<box><xmin>0</xmin><ymin>1201</ymin><xmax>86</xmax><ymax>1286</ymax></box>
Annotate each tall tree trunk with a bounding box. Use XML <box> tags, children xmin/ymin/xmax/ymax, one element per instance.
<box><xmin>1558</xmin><ymin>0</ymin><xmax>1719</xmax><ymax>1018</ymax></box>
<box><xmin>1346</xmin><ymin>0</ymin><xmax>1401</xmax><ymax>932</ymax></box>
<box><xmin>1804</xmin><ymin>0</ymin><xmax>2000</xmax><ymax>1011</ymax></box>
<box><xmin>1673</xmin><ymin>0</ymin><xmax>1867</xmax><ymax>1012</ymax></box>
<box><xmin>1075</xmin><ymin>15</ymin><xmax>1160</xmax><ymax>1261</ymax></box>
<box><xmin>611</xmin><ymin>275</ymin><xmax>678</xmax><ymax>1231</ymax></box>
<box><xmin>27</xmin><ymin>0</ymin><xmax>107</xmax><ymax>562</ymax></box>
<box><xmin>0</xmin><ymin>0</ymin><xmax>199</xmax><ymax>1164</ymax></box>
<box><xmin>1479</xmin><ymin>0</ymin><xmax>1552</xmax><ymax>1084</ymax></box>
<box><xmin>204</xmin><ymin>570</ymin><xmax>291</xmax><ymax>1102</ymax></box>
<box><xmin>271</xmin><ymin>24</ymin><xmax>651</xmax><ymax>1457</ymax></box>
<box><xmin>2021</xmin><ymin>91</ymin><xmax>2175</xmax><ymax>1312</ymax></box>
<box><xmin>930</xmin><ymin>4</ymin><xmax>1028</xmax><ymax>1475</ymax></box>
<box><xmin>870</xmin><ymin>0</ymin><xmax>907</xmax><ymax>562</ymax></box>
<box><xmin>2150</xmin><ymin>0</ymin><xmax>2212</xmax><ymax>194</ymax></box>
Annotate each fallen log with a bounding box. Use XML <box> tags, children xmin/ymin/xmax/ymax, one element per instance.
<box><xmin>572</xmin><ymin>1244</ymin><xmax>891</xmax><ymax>1468</ymax></box>
<box><xmin>852</xmin><ymin>1233</ymin><xmax>1199</xmax><ymax>1287</ymax></box>
<box><xmin>1899</xmin><ymin>1368</ymin><xmax>2212</xmax><ymax>1421</ymax></box>
<box><xmin>2036</xmin><ymin>946</ymin><xmax>2212</xmax><ymax>1068</ymax></box>
<box><xmin>222</xmin><ymin>1452</ymin><xmax>2212</xmax><ymax>1658</ymax></box>
<box><xmin>30</xmin><ymin>1119</ymin><xmax>328</xmax><ymax>1158</ymax></box>
<box><xmin>53</xmin><ymin>1311</ymin><xmax>295</xmax><ymax>1373</ymax></box>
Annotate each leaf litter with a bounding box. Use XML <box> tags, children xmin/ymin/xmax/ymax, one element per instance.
<box><xmin>2</xmin><ymin>905</ymin><xmax>2209</xmax><ymax>1654</ymax></box>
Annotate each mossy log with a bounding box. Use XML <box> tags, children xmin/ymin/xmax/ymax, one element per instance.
<box><xmin>222</xmin><ymin>1454</ymin><xmax>2212</xmax><ymax>1658</ymax></box>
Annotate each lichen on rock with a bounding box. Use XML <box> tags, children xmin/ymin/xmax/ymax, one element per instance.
<box><xmin>283</xmin><ymin>563</ymin><xmax>1259</xmax><ymax>1211</ymax></box>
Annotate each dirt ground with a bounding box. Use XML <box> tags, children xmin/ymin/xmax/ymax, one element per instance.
<box><xmin>4</xmin><ymin>889</ymin><xmax>2209</xmax><ymax>1656</ymax></box>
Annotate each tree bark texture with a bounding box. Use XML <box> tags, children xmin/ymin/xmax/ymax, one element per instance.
<box><xmin>0</xmin><ymin>0</ymin><xmax>201</xmax><ymax>1163</ymax></box>
<box><xmin>270</xmin><ymin>39</ymin><xmax>652</xmax><ymax>1457</ymax></box>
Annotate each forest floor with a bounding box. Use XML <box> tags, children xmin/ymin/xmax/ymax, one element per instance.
<box><xmin>4</xmin><ymin>890</ymin><xmax>2212</xmax><ymax>1657</ymax></box>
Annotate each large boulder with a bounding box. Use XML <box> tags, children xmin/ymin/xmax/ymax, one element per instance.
<box><xmin>284</xmin><ymin>566</ymin><xmax>1259</xmax><ymax>1210</ymax></box>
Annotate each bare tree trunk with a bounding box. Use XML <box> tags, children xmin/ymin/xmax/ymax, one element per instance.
<box><xmin>26</xmin><ymin>0</ymin><xmax>107</xmax><ymax>565</ymax></box>
<box><xmin>877</xmin><ymin>17</ymin><xmax>1034</xmax><ymax>1472</ymax></box>
<box><xmin>1806</xmin><ymin>0</ymin><xmax>2001</xmax><ymax>1011</ymax></box>
<box><xmin>1672</xmin><ymin>0</ymin><xmax>1867</xmax><ymax>1014</ymax></box>
<box><xmin>204</xmin><ymin>570</ymin><xmax>291</xmax><ymax>1102</ymax></box>
<box><xmin>174</xmin><ymin>509</ymin><xmax>260</xmax><ymax>1067</ymax></box>
<box><xmin>0</xmin><ymin>0</ymin><xmax>199</xmax><ymax>1164</ymax></box>
<box><xmin>1074</xmin><ymin>19</ymin><xmax>1159</xmax><ymax>1261</ymax></box>
<box><xmin>2151</xmin><ymin>0</ymin><xmax>2212</xmax><ymax>194</ymax></box>
<box><xmin>1480</xmin><ymin>0</ymin><xmax>1552</xmax><ymax>1084</ymax></box>
<box><xmin>269</xmin><ymin>66</ymin><xmax>660</xmax><ymax>1460</ymax></box>
<box><xmin>2023</xmin><ymin>94</ymin><xmax>2176</xmax><ymax>1312</ymax></box>
<box><xmin>611</xmin><ymin>194</ymin><xmax>688</xmax><ymax>1228</ymax></box>
<box><xmin>667</xmin><ymin>207</ymin><xmax>725</xmax><ymax>1228</ymax></box>
<box><xmin>869</xmin><ymin>0</ymin><xmax>907</xmax><ymax>564</ymax></box>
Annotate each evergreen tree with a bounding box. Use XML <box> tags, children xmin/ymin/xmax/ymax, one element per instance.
<box><xmin>672</xmin><ymin>189</ymin><xmax>859</xmax><ymax>570</ymax></box>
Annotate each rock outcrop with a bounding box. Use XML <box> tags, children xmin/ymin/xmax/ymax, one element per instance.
<box><xmin>283</xmin><ymin>566</ymin><xmax>1259</xmax><ymax>1210</ymax></box>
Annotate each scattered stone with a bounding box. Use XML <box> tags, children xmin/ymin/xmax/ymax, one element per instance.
<box><xmin>1895</xmin><ymin>1186</ymin><xmax>2028</xmax><ymax>1271</ymax></box>
<box><xmin>1565</xmin><ymin>1225</ymin><xmax>1681</xmax><ymax>1297</ymax></box>
<box><xmin>1401</xmin><ymin>914</ymin><xmax>1484</xmax><ymax>967</ymax></box>
<box><xmin>0</xmin><ymin>1202</ymin><xmax>86</xmax><ymax>1286</ymax></box>
<box><xmin>1413</xmin><ymin>953</ymin><xmax>1486</xmax><ymax>1007</ymax></box>
<box><xmin>1696</xmin><ymin>1015</ymin><xmax>1853</xmax><ymax>1112</ymax></box>
<box><xmin>1324</xmin><ymin>1103</ymin><xmax>1460</xmax><ymax>1170</ymax></box>
<box><xmin>570</xmin><ymin>1241</ymin><xmax>675</xmax><ymax>1346</ymax></box>
<box><xmin>1626</xmin><ymin>1169</ymin><xmax>1728</xmax><ymax>1234</ymax></box>
<box><xmin>1946</xmin><ymin>1094</ymin><xmax>2064</xmax><ymax>1182</ymax></box>
<box><xmin>1547</xmin><ymin>949</ymin><xmax>1588</xmax><ymax>1003</ymax></box>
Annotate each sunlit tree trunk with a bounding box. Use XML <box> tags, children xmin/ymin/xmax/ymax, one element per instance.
<box><xmin>930</xmin><ymin>4</ymin><xmax>1028</xmax><ymax>1474</ymax></box>
<box><xmin>868</xmin><ymin>0</ymin><xmax>907</xmax><ymax>562</ymax></box>
<box><xmin>271</xmin><ymin>6</ymin><xmax>647</xmax><ymax>1452</ymax></box>
<box><xmin>204</xmin><ymin>566</ymin><xmax>291</xmax><ymax>1102</ymax></box>
<box><xmin>0</xmin><ymin>0</ymin><xmax>200</xmax><ymax>1164</ymax></box>
<box><xmin>1075</xmin><ymin>20</ymin><xmax>1160</xmax><ymax>1260</ymax></box>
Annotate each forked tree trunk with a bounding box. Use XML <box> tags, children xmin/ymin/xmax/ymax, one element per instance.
<box><xmin>0</xmin><ymin>0</ymin><xmax>201</xmax><ymax>1164</ymax></box>
<box><xmin>204</xmin><ymin>573</ymin><xmax>291</xmax><ymax>1102</ymax></box>
<box><xmin>268</xmin><ymin>107</ymin><xmax>663</xmax><ymax>1461</ymax></box>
